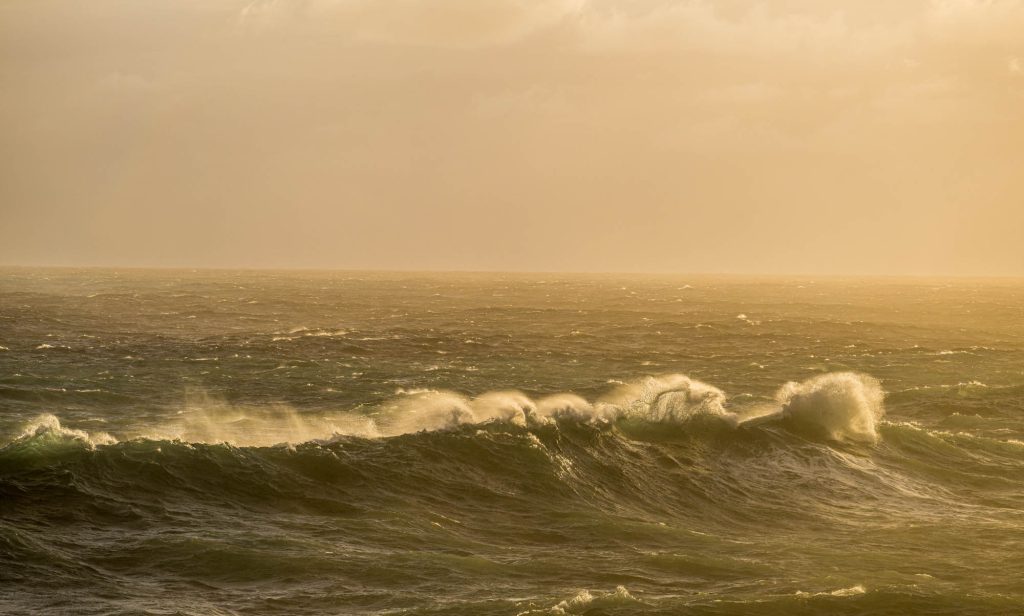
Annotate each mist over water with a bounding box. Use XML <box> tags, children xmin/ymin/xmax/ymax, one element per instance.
<box><xmin>2</xmin><ymin>269</ymin><xmax>1023</xmax><ymax>615</ymax></box>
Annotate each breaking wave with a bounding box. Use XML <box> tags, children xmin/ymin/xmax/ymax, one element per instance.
<box><xmin>366</xmin><ymin>371</ymin><xmax>884</xmax><ymax>444</ymax></box>
<box><xmin>1</xmin><ymin>374</ymin><xmax>1019</xmax><ymax>616</ymax></box>
<box><xmin>8</xmin><ymin>413</ymin><xmax>117</xmax><ymax>449</ymax></box>
<box><xmin>775</xmin><ymin>373</ymin><xmax>885</xmax><ymax>443</ymax></box>
<box><xmin>2</xmin><ymin>372</ymin><xmax>885</xmax><ymax>451</ymax></box>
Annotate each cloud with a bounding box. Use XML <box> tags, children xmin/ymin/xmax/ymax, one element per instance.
<box><xmin>240</xmin><ymin>0</ymin><xmax>586</xmax><ymax>46</ymax></box>
<box><xmin>574</xmin><ymin>2</ymin><xmax>905</xmax><ymax>60</ymax></box>
<box><xmin>232</xmin><ymin>0</ymin><xmax>1024</xmax><ymax>69</ymax></box>
<box><xmin>95</xmin><ymin>72</ymin><xmax>159</xmax><ymax>93</ymax></box>
<box><xmin>3</xmin><ymin>0</ymin><xmax>1022</xmax><ymax>274</ymax></box>
<box><xmin>927</xmin><ymin>0</ymin><xmax>1024</xmax><ymax>45</ymax></box>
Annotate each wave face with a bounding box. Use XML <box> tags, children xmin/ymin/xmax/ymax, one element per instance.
<box><xmin>2</xmin><ymin>270</ymin><xmax>1024</xmax><ymax>615</ymax></box>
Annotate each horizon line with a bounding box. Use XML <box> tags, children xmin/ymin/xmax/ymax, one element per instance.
<box><xmin>2</xmin><ymin>263</ymin><xmax>1023</xmax><ymax>281</ymax></box>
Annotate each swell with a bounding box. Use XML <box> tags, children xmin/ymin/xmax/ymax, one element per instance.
<box><xmin>3</xmin><ymin>384</ymin><xmax>1022</xmax><ymax>614</ymax></box>
<box><xmin>0</xmin><ymin>422</ymin><xmax>880</xmax><ymax>532</ymax></box>
<box><xmin>3</xmin><ymin>370</ymin><xmax>1020</xmax><ymax>538</ymax></box>
<box><xmin>4</xmin><ymin>415</ymin><xmax>1014</xmax><ymax>606</ymax></box>
<box><xmin>5</xmin><ymin>414</ymin><xmax>1017</xmax><ymax>537</ymax></box>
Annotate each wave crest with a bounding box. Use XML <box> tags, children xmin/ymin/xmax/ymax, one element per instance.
<box><xmin>597</xmin><ymin>374</ymin><xmax>731</xmax><ymax>424</ymax></box>
<box><xmin>377</xmin><ymin>374</ymin><xmax>732</xmax><ymax>434</ymax></box>
<box><xmin>518</xmin><ymin>585</ymin><xmax>640</xmax><ymax>615</ymax></box>
<box><xmin>5</xmin><ymin>413</ymin><xmax>117</xmax><ymax>452</ymax></box>
<box><xmin>775</xmin><ymin>373</ymin><xmax>885</xmax><ymax>443</ymax></box>
<box><xmin>2</xmin><ymin>372</ymin><xmax>887</xmax><ymax>449</ymax></box>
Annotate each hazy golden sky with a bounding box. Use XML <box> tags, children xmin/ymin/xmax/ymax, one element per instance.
<box><xmin>1</xmin><ymin>0</ymin><xmax>1022</xmax><ymax>274</ymax></box>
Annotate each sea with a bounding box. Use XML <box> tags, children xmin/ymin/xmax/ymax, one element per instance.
<box><xmin>1</xmin><ymin>268</ymin><xmax>1022</xmax><ymax>615</ymax></box>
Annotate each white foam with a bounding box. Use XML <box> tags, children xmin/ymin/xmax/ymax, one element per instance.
<box><xmin>596</xmin><ymin>374</ymin><xmax>732</xmax><ymax>423</ymax></box>
<box><xmin>11</xmin><ymin>414</ymin><xmax>117</xmax><ymax>449</ymax></box>
<box><xmin>541</xmin><ymin>586</ymin><xmax>638</xmax><ymax>614</ymax></box>
<box><xmin>796</xmin><ymin>584</ymin><xmax>867</xmax><ymax>598</ymax></box>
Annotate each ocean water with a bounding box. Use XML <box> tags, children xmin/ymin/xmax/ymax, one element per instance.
<box><xmin>1</xmin><ymin>268</ymin><xmax>1023</xmax><ymax>615</ymax></box>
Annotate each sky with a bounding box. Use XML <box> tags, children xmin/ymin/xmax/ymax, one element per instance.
<box><xmin>1</xmin><ymin>0</ymin><xmax>1022</xmax><ymax>275</ymax></box>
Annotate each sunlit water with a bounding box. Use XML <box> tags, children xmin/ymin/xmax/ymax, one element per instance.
<box><xmin>2</xmin><ymin>269</ymin><xmax>1023</xmax><ymax>615</ymax></box>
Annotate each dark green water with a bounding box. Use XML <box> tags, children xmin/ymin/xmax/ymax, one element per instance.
<box><xmin>1</xmin><ymin>269</ymin><xmax>1023</xmax><ymax>615</ymax></box>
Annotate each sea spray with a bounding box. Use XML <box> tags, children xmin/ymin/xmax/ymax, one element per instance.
<box><xmin>144</xmin><ymin>389</ymin><xmax>378</xmax><ymax>445</ymax></box>
<box><xmin>775</xmin><ymin>372</ymin><xmax>885</xmax><ymax>443</ymax></box>
<box><xmin>4</xmin><ymin>373</ymin><xmax>887</xmax><ymax>449</ymax></box>
<box><xmin>535</xmin><ymin>394</ymin><xmax>594</xmax><ymax>421</ymax></box>
<box><xmin>469</xmin><ymin>390</ymin><xmax>538</xmax><ymax>426</ymax></box>
<box><xmin>376</xmin><ymin>389</ymin><xmax>476</xmax><ymax>435</ymax></box>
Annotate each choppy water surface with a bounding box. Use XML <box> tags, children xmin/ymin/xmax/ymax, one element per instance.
<box><xmin>2</xmin><ymin>268</ymin><xmax>1023</xmax><ymax>615</ymax></box>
